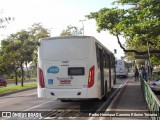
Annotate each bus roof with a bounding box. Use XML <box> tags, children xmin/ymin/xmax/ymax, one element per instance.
<box><xmin>40</xmin><ymin>36</ymin><xmax>114</xmax><ymax>56</ymax></box>
<box><xmin>40</xmin><ymin>36</ymin><xmax>93</xmax><ymax>41</ymax></box>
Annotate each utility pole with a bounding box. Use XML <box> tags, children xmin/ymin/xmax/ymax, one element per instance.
<box><xmin>79</xmin><ymin>19</ymin><xmax>86</xmax><ymax>36</ymax></box>
<box><xmin>147</xmin><ymin>40</ymin><xmax>152</xmax><ymax>81</ymax></box>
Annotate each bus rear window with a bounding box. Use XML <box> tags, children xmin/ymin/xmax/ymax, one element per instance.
<box><xmin>42</xmin><ymin>39</ymin><xmax>90</xmax><ymax>61</ymax></box>
<box><xmin>68</xmin><ymin>67</ymin><xmax>85</xmax><ymax>76</ymax></box>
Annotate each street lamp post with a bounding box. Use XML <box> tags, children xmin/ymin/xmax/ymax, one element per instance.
<box><xmin>79</xmin><ymin>19</ymin><xmax>86</xmax><ymax>36</ymax></box>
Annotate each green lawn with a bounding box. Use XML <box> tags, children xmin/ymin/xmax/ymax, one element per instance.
<box><xmin>0</xmin><ymin>83</ymin><xmax>37</xmax><ymax>95</ymax></box>
<box><xmin>6</xmin><ymin>78</ymin><xmax>37</xmax><ymax>83</ymax></box>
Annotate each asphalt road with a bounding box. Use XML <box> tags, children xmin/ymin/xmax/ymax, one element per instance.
<box><xmin>0</xmin><ymin>76</ymin><xmax>129</xmax><ymax>120</ymax></box>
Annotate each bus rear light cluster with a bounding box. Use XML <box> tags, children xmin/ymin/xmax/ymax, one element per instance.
<box><xmin>38</xmin><ymin>67</ymin><xmax>45</xmax><ymax>88</ymax></box>
<box><xmin>88</xmin><ymin>66</ymin><xmax>95</xmax><ymax>88</ymax></box>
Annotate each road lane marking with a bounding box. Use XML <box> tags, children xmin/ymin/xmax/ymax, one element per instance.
<box><xmin>88</xmin><ymin>79</ymin><xmax>128</xmax><ymax>120</ymax></box>
<box><xmin>97</xmin><ymin>79</ymin><xmax>127</xmax><ymax>112</ymax></box>
<box><xmin>24</xmin><ymin>99</ymin><xmax>56</xmax><ymax>111</ymax></box>
<box><xmin>106</xmin><ymin>79</ymin><xmax>128</xmax><ymax>111</ymax></box>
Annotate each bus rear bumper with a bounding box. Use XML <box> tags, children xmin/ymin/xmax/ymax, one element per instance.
<box><xmin>46</xmin><ymin>88</ymin><xmax>88</xmax><ymax>99</ymax></box>
<box><xmin>38</xmin><ymin>87</ymin><xmax>99</xmax><ymax>99</ymax></box>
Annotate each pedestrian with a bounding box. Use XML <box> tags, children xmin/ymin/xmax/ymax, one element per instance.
<box><xmin>139</xmin><ymin>65</ymin><xmax>147</xmax><ymax>81</ymax></box>
<box><xmin>134</xmin><ymin>66</ymin><xmax>139</xmax><ymax>81</ymax></box>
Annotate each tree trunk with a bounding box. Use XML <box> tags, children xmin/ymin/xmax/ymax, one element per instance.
<box><xmin>20</xmin><ymin>63</ymin><xmax>24</xmax><ymax>86</ymax></box>
<box><xmin>25</xmin><ymin>62</ymin><xmax>30</xmax><ymax>79</ymax></box>
<box><xmin>14</xmin><ymin>69</ymin><xmax>18</xmax><ymax>85</ymax></box>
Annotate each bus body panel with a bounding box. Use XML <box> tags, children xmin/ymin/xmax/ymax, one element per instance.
<box><xmin>43</xmin><ymin>60</ymin><xmax>87</xmax><ymax>89</ymax></box>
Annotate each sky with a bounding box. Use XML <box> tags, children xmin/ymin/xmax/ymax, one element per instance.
<box><xmin>0</xmin><ymin>0</ymin><xmax>125</xmax><ymax>59</ymax></box>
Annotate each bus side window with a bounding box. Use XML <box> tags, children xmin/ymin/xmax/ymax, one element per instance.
<box><xmin>111</xmin><ymin>57</ymin><xmax>114</xmax><ymax>68</ymax></box>
<box><xmin>96</xmin><ymin>44</ymin><xmax>100</xmax><ymax>68</ymax></box>
<box><xmin>104</xmin><ymin>56</ymin><xmax>107</xmax><ymax>68</ymax></box>
<box><xmin>104</xmin><ymin>53</ymin><xmax>109</xmax><ymax>68</ymax></box>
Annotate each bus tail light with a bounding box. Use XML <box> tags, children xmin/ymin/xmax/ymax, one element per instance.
<box><xmin>38</xmin><ymin>67</ymin><xmax>45</xmax><ymax>88</ymax></box>
<box><xmin>88</xmin><ymin>66</ymin><xmax>95</xmax><ymax>88</ymax></box>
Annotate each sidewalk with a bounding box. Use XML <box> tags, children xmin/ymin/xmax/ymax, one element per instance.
<box><xmin>111</xmin><ymin>76</ymin><xmax>151</xmax><ymax>120</ymax></box>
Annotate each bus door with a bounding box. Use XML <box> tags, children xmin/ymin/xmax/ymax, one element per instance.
<box><xmin>99</xmin><ymin>48</ymin><xmax>104</xmax><ymax>96</ymax></box>
<box><xmin>108</xmin><ymin>55</ymin><xmax>112</xmax><ymax>90</ymax></box>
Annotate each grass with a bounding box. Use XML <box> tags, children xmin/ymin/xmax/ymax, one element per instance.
<box><xmin>0</xmin><ymin>83</ymin><xmax>37</xmax><ymax>95</ymax></box>
<box><xmin>6</xmin><ymin>77</ymin><xmax>37</xmax><ymax>83</ymax></box>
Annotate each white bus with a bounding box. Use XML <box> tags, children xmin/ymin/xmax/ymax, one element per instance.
<box><xmin>116</xmin><ymin>59</ymin><xmax>128</xmax><ymax>78</ymax></box>
<box><xmin>37</xmin><ymin>36</ymin><xmax>116</xmax><ymax>101</ymax></box>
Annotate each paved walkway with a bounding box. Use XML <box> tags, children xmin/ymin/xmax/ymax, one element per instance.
<box><xmin>110</xmin><ymin>76</ymin><xmax>151</xmax><ymax>120</ymax></box>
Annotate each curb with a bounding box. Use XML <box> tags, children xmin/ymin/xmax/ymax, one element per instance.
<box><xmin>0</xmin><ymin>87</ymin><xmax>37</xmax><ymax>97</ymax></box>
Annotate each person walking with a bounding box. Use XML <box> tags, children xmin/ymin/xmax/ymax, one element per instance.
<box><xmin>134</xmin><ymin>66</ymin><xmax>139</xmax><ymax>81</ymax></box>
<box><xmin>139</xmin><ymin>65</ymin><xmax>147</xmax><ymax>81</ymax></box>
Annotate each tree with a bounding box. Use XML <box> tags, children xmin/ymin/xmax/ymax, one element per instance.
<box><xmin>14</xmin><ymin>30</ymin><xmax>34</xmax><ymax>86</ymax></box>
<box><xmin>60</xmin><ymin>25</ymin><xmax>82</xmax><ymax>36</ymax></box>
<box><xmin>0</xmin><ymin>50</ymin><xmax>11</xmax><ymax>77</ymax></box>
<box><xmin>86</xmin><ymin>0</ymin><xmax>160</xmax><ymax>64</ymax></box>
<box><xmin>0</xmin><ymin>23</ymin><xmax>50</xmax><ymax>86</ymax></box>
<box><xmin>1</xmin><ymin>31</ymin><xmax>35</xmax><ymax>86</ymax></box>
<box><xmin>1</xmin><ymin>35</ymin><xmax>20</xmax><ymax>84</ymax></box>
<box><xmin>29</xmin><ymin>23</ymin><xmax>50</xmax><ymax>67</ymax></box>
